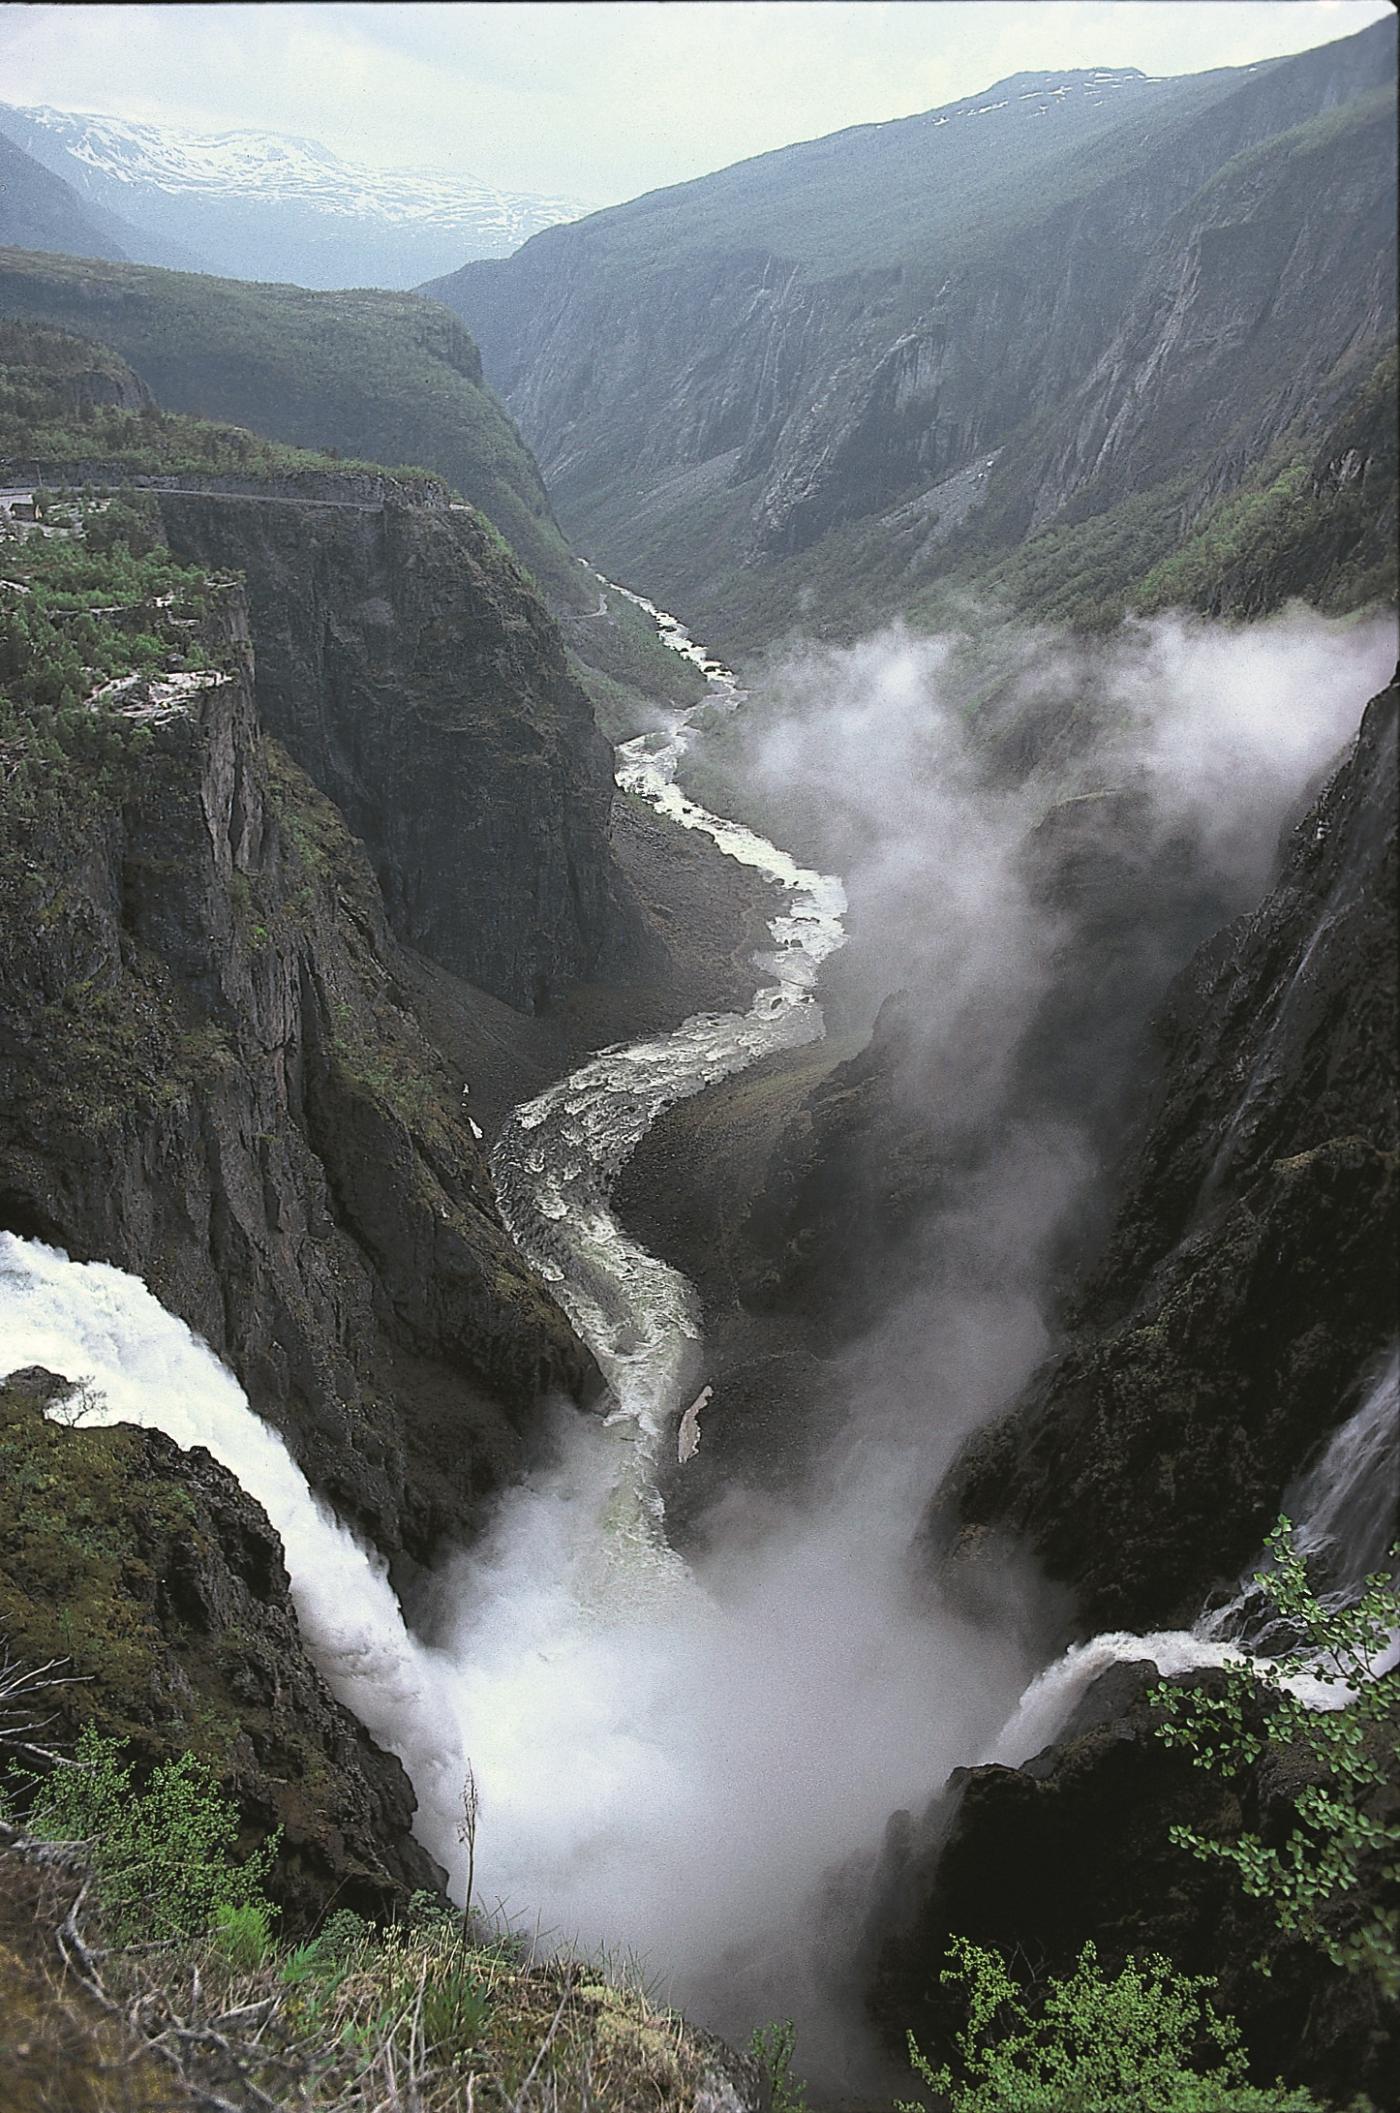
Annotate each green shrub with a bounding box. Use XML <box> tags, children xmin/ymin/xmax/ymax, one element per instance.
<box><xmin>213</xmin><ymin>1900</ymin><xmax>276</xmax><ymax>1971</ymax></box>
<box><xmin>900</xmin><ymin>1939</ymin><xmax>1325</xmax><ymax>2112</ymax></box>
<box><xmin>28</xmin><ymin>1724</ymin><xmax>279</xmax><ymax>1945</ymax></box>
<box><xmin>1153</xmin><ymin>1522</ymin><xmax>1400</xmax><ymax>1990</ymax></box>
<box><xmin>749</xmin><ymin>2018</ymin><xmax>808</xmax><ymax>2113</ymax></box>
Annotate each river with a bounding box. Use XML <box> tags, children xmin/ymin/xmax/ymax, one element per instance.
<box><xmin>488</xmin><ymin>585</ymin><xmax>846</xmax><ymax>1588</ymax></box>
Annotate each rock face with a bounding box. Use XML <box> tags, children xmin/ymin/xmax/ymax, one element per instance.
<box><xmin>428</xmin><ymin>20</ymin><xmax>1396</xmax><ymax>642</ymax></box>
<box><xmin>864</xmin><ymin>1662</ymin><xmax>1398</xmax><ymax>2108</ymax></box>
<box><xmin>0</xmin><ymin>584</ymin><xmax>595</xmax><ymax>1563</ymax></box>
<box><xmin>941</xmin><ymin>683</ymin><xmax>1399</xmax><ymax>1632</ymax></box>
<box><xmin>155</xmin><ymin>486</ymin><xmax>650</xmax><ymax>1013</ymax></box>
<box><xmin>0</xmin><ymin>1367</ymin><xmax>439</xmax><ymax>1922</ymax></box>
<box><xmin>1012</xmin><ymin>92</ymin><xmax>1397</xmax><ymax>536</ymax></box>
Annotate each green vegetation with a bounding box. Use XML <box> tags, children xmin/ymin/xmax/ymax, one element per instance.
<box><xmin>1</xmin><ymin>1792</ymin><xmax>734</xmax><ymax>2111</ymax></box>
<box><xmin>0</xmin><ymin>491</ymin><xmax>230</xmax><ymax>817</ymax></box>
<box><xmin>1</xmin><ymin>526</ymin><xmax>216</xmax><ymax>699</ymax></box>
<box><xmin>27</xmin><ymin>1725</ymin><xmax>278</xmax><ymax>1945</ymax></box>
<box><xmin>0</xmin><ymin>1371</ymin><xmax>352</xmax><ymax>1856</ymax></box>
<box><xmin>0</xmin><ymin>271</ymin><xmax>700</xmax><ymax>717</ymax></box>
<box><xmin>1134</xmin><ymin>347</ymin><xmax>1399</xmax><ymax>619</ymax></box>
<box><xmin>895</xmin><ymin>1534</ymin><xmax>1398</xmax><ymax>2112</ymax></box>
<box><xmin>905</xmin><ymin>337</ymin><xmax>1397</xmax><ymax>635</ymax></box>
<box><xmin>3</xmin><ymin>1634</ymin><xmax>745</xmax><ymax>2105</ymax></box>
<box><xmin>749</xmin><ymin>2018</ymin><xmax>809</xmax><ymax>2113</ymax></box>
<box><xmin>1153</xmin><ymin>1523</ymin><xmax>1400</xmax><ymax>1992</ymax></box>
<box><xmin>899</xmin><ymin>1939</ymin><xmax>1326</xmax><ymax>2113</ymax></box>
<box><xmin>0</xmin><ymin>249</ymin><xmax>581</xmax><ymax>605</ymax></box>
<box><xmin>0</xmin><ymin>318</ymin><xmax>440</xmax><ymax>486</ymax></box>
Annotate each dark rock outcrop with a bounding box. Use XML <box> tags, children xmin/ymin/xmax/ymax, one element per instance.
<box><xmin>0</xmin><ymin>584</ymin><xmax>595</xmax><ymax>1563</ymax></box>
<box><xmin>942</xmin><ymin>682</ymin><xmax>1399</xmax><ymax>1632</ymax></box>
<box><xmin>0</xmin><ymin>1366</ymin><xmax>439</xmax><ymax>1923</ymax></box>
<box><xmin>154</xmin><ymin>486</ymin><xmax>653</xmax><ymax>1014</ymax></box>
<box><xmin>865</xmin><ymin>1663</ymin><xmax>1398</xmax><ymax>2108</ymax></box>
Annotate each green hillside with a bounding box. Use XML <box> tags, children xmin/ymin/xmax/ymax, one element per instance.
<box><xmin>501</xmin><ymin>65</ymin><xmax>1239</xmax><ymax>292</ymax></box>
<box><xmin>0</xmin><ymin>247</ymin><xmax>580</xmax><ymax>604</ymax></box>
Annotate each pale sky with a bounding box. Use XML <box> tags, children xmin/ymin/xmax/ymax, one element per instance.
<box><xmin>0</xmin><ymin>2</ymin><xmax>1392</xmax><ymax>206</ymax></box>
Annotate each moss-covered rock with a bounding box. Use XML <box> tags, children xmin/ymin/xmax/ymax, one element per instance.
<box><xmin>0</xmin><ymin>1367</ymin><xmax>439</xmax><ymax>1921</ymax></box>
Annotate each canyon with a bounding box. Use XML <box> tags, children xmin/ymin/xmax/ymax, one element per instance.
<box><xmin>0</xmin><ymin>14</ymin><xmax>1396</xmax><ymax>2108</ymax></box>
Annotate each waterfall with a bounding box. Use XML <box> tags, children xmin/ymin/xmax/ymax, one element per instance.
<box><xmin>986</xmin><ymin>1343</ymin><xmax>1399</xmax><ymax>1767</ymax></box>
<box><xmin>1264</xmin><ymin>1346</ymin><xmax>1398</xmax><ymax>1605</ymax></box>
<box><xmin>0</xmin><ymin>1232</ymin><xmax>466</xmax><ymax>1821</ymax></box>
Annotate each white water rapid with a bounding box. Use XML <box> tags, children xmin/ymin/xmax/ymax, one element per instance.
<box><xmin>487</xmin><ymin>586</ymin><xmax>845</xmax><ymax>1572</ymax></box>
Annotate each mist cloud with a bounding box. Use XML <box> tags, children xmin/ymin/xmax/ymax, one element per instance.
<box><xmin>405</xmin><ymin>602</ymin><xmax>1394</xmax><ymax>2083</ymax></box>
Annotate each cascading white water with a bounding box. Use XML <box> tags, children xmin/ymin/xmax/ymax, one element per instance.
<box><xmin>1271</xmin><ymin>1346</ymin><xmax>1399</xmax><ymax>1604</ymax></box>
<box><xmin>0</xmin><ymin>1232</ymin><xmax>466</xmax><ymax>1822</ymax></box>
<box><xmin>986</xmin><ymin>1344</ymin><xmax>1400</xmax><ymax>1766</ymax></box>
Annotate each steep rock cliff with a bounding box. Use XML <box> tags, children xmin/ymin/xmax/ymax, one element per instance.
<box><xmin>429</xmin><ymin>20</ymin><xmax>1395</xmax><ymax>647</ymax></box>
<box><xmin>0</xmin><ymin>583</ymin><xmax>595</xmax><ymax>1563</ymax></box>
<box><xmin>154</xmin><ymin>486</ymin><xmax>653</xmax><ymax>1013</ymax></box>
<box><xmin>942</xmin><ymin>682</ymin><xmax>1399</xmax><ymax>1632</ymax></box>
<box><xmin>1007</xmin><ymin>91</ymin><xmax>1398</xmax><ymax>537</ymax></box>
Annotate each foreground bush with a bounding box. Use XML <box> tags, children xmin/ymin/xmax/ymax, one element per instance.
<box><xmin>26</xmin><ymin>1723</ymin><xmax>278</xmax><ymax>1945</ymax></box>
<box><xmin>900</xmin><ymin>1938</ymin><xmax>1327</xmax><ymax>2113</ymax></box>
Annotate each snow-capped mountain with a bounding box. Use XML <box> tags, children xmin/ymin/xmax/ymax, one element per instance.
<box><xmin>0</xmin><ymin>103</ymin><xmax>591</xmax><ymax>287</ymax></box>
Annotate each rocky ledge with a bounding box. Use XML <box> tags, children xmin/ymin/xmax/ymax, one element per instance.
<box><xmin>0</xmin><ymin>1367</ymin><xmax>439</xmax><ymax>1924</ymax></box>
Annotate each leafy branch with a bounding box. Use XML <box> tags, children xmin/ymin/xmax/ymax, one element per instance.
<box><xmin>1152</xmin><ymin>1520</ymin><xmax>1399</xmax><ymax>1989</ymax></box>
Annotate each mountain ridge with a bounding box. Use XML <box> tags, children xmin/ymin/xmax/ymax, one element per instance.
<box><xmin>0</xmin><ymin>125</ymin><xmax>139</xmax><ymax>264</ymax></box>
<box><xmin>425</xmin><ymin>16</ymin><xmax>1397</xmax><ymax>651</ymax></box>
<box><xmin>0</xmin><ymin>101</ymin><xmax>591</xmax><ymax>288</ymax></box>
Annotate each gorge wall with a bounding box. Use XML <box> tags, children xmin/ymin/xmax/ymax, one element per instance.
<box><xmin>155</xmin><ymin>487</ymin><xmax>651</xmax><ymax>1012</ymax></box>
<box><xmin>0</xmin><ymin>580</ymin><xmax>596</xmax><ymax>1565</ymax></box>
<box><xmin>941</xmin><ymin>679</ymin><xmax>1398</xmax><ymax>1632</ymax></box>
<box><xmin>428</xmin><ymin>18</ymin><xmax>1397</xmax><ymax>647</ymax></box>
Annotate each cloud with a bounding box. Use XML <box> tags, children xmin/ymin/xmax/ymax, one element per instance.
<box><xmin>3</xmin><ymin>2</ymin><xmax>1392</xmax><ymax>207</ymax></box>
